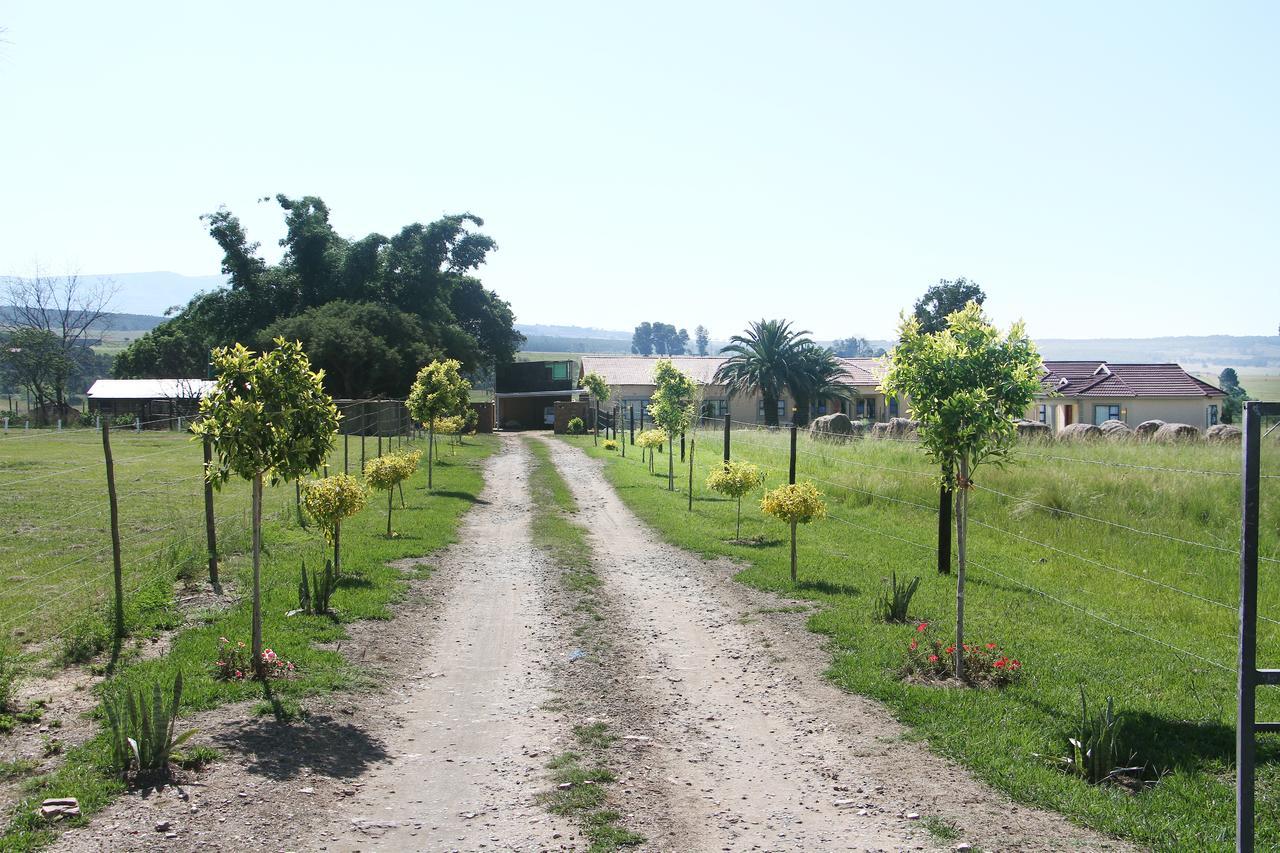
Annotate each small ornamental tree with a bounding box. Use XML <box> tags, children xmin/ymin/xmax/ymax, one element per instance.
<box><xmin>761</xmin><ymin>482</ymin><xmax>826</xmax><ymax>583</ymax></box>
<box><xmin>300</xmin><ymin>474</ymin><xmax>368</xmax><ymax>576</ymax></box>
<box><xmin>636</xmin><ymin>429</ymin><xmax>665</xmax><ymax>472</ymax></box>
<box><xmin>581</xmin><ymin>371</ymin><xmax>611</xmax><ymax>447</ymax></box>
<box><xmin>881</xmin><ymin>301</ymin><xmax>1043</xmax><ymax>681</ymax></box>
<box><xmin>407</xmin><ymin>359</ymin><xmax>471</xmax><ymax>489</ymax></box>
<box><xmin>193</xmin><ymin>339</ymin><xmax>339</xmax><ymax>676</ymax></box>
<box><xmin>436</xmin><ymin>415</ymin><xmax>465</xmax><ymax>453</ymax></box>
<box><xmin>648</xmin><ymin>359</ymin><xmax>699</xmax><ymax>491</ymax></box>
<box><xmin>706</xmin><ymin>460</ymin><xmax>766</xmax><ymax>540</ymax></box>
<box><xmin>365</xmin><ymin>452</ymin><xmax>416</xmax><ymax>537</ymax></box>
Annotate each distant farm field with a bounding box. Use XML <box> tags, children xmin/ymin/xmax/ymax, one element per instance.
<box><xmin>568</xmin><ymin>424</ymin><xmax>1280</xmax><ymax>850</ymax></box>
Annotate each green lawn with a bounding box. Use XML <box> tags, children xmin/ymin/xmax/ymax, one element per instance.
<box><xmin>563</xmin><ymin>427</ymin><xmax>1280</xmax><ymax>851</ymax></box>
<box><xmin>0</xmin><ymin>429</ymin><xmax>496</xmax><ymax>849</ymax></box>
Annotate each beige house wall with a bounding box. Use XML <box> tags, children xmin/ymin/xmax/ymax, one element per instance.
<box><xmin>1028</xmin><ymin>397</ymin><xmax>1223</xmax><ymax>431</ymax></box>
<box><xmin>601</xmin><ymin>382</ymin><xmax>895</xmax><ymax>425</ymax></box>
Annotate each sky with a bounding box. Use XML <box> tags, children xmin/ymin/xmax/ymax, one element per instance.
<box><xmin>0</xmin><ymin>2</ymin><xmax>1277</xmax><ymax>341</ymax></box>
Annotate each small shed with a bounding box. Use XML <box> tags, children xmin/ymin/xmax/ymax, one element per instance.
<box><xmin>494</xmin><ymin>360</ymin><xmax>582</xmax><ymax>430</ymax></box>
<box><xmin>86</xmin><ymin>379</ymin><xmax>213</xmax><ymax>426</ymax></box>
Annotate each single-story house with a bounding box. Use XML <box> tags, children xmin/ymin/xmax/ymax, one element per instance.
<box><xmin>1029</xmin><ymin>362</ymin><xmax>1225</xmax><ymax>431</ymax></box>
<box><xmin>86</xmin><ymin>379</ymin><xmax>214</xmax><ymax>425</ymax></box>
<box><xmin>577</xmin><ymin>355</ymin><xmax>903</xmax><ymax>425</ymax></box>
<box><xmin>494</xmin><ymin>360</ymin><xmax>583</xmax><ymax>430</ymax></box>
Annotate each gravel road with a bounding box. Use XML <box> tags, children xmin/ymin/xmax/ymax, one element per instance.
<box><xmin>54</xmin><ymin>434</ymin><xmax>1131</xmax><ymax>853</ymax></box>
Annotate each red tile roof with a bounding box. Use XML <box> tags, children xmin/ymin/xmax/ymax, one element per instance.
<box><xmin>1040</xmin><ymin>362</ymin><xmax>1223</xmax><ymax>398</ymax></box>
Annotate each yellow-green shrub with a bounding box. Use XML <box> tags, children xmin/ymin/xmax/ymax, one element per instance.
<box><xmin>364</xmin><ymin>454</ymin><xmax>414</xmax><ymax>537</ymax></box>
<box><xmin>603</xmin><ymin>439</ymin><xmax>619</xmax><ymax>451</ymax></box>
<box><xmin>761</xmin><ymin>482</ymin><xmax>827</xmax><ymax>583</ymax></box>
<box><xmin>706</xmin><ymin>461</ymin><xmax>766</xmax><ymax>539</ymax></box>
<box><xmin>300</xmin><ymin>474</ymin><xmax>369</xmax><ymax>573</ymax></box>
<box><xmin>636</xmin><ymin>428</ymin><xmax>666</xmax><ymax>472</ymax></box>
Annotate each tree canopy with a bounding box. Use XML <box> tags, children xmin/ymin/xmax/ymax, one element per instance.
<box><xmin>694</xmin><ymin>325</ymin><xmax>710</xmax><ymax>356</ymax></box>
<box><xmin>714</xmin><ymin>319</ymin><xmax>815</xmax><ymax>427</ymax></box>
<box><xmin>831</xmin><ymin>336</ymin><xmax>885</xmax><ymax>358</ymax></box>
<box><xmin>114</xmin><ymin>196</ymin><xmax>523</xmax><ymax>395</ymax></box>
<box><xmin>632</xmin><ymin>321</ymin><xmax>689</xmax><ymax>356</ymax></box>
<box><xmin>912</xmin><ymin>277</ymin><xmax>987</xmax><ymax>335</ymax></box>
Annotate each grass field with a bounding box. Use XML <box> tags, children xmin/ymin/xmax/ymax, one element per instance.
<box><xmin>565</xmin><ymin>425</ymin><xmax>1280</xmax><ymax>851</ymax></box>
<box><xmin>0</xmin><ymin>427</ymin><xmax>496</xmax><ymax>848</ymax></box>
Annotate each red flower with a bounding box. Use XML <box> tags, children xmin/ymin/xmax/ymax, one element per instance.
<box><xmin>909</xmin><ymin>641</ymin><xmax>918</xmax><ymax>651</ymax></box>
<box><xmin>986</xmin><ymin>643</ymin><xmax>997</xmax><ymax>650</ymax></box>
<box><xmin>1010</xmin><ymin>660</ymin><xmax>1021</xmax><ymax>669</ymax></box>
<box><xmin>916</xmin><ymin>622</ymin><xmax>928</xmax><ymax>632</ymax></box>
<box><xmin>945</xmin><ymin>645</ymin><xmax>955</xmax><ymax>654</ymax></box>
<box><xmin>928</xmin><ymin>654</ymin><xmax>938</xmax><ymax>663</ymax></box>
<box><xmin>994</xmin><ymin>659</ymin><xmax>1006</xmax><ymax>668</ymax></box>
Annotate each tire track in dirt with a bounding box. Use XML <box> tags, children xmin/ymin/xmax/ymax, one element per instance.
<box><xmin>539</xmin><ymin>435</ymin><xmax>1132</xmax><ymax>853</ymax></box>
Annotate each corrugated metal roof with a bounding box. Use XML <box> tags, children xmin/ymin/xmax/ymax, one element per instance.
<box><xmin>86</xmin><ymin>379</ymin><xmax>214</xmax><ymax>399</ymax></box>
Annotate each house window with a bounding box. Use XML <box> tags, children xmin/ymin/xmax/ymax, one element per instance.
<box><xmin>1093</xmin><ymin>404</ymin><xmax>1121</xmax><ymax>425</ymax></box>
<box><xmin>550</xmin><ymin>362</ymin><xmax>568</xmax><ymax>381</ymax></box>
<box><xmin>867</xmin><ymin>399</ymin><xmax>876</xmax><ymax>420</ymax></box>
<box><xmin>702</xmin><ymin>399</ymin><xmax>728</xmax><ymax>418</ymax></box>
<box><xmin>1036</xmin><ymin>404</ymin><xmax>1047</xmax><ymax>424</ymax></box>
<box><xmin>816</xmin><ymin>401</ymin><xmax>828</xmax><ymax>416</ymax></box>
<box><xmin>757</xmin><ymin>399</ymin><xmax>786</xmax><ymax>422</ymax></box>
<box><xmin>889</xmin><ymin>397</ymin><xmax>899</xmax><ymax>417</ymax></box>
<box><xmin>1207</xmin><ymin>404</ymin><xmax>1219</xmax><ymax>427</ymax></box>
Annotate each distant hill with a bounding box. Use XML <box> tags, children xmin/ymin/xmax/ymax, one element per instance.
<box><xmin>519</xmin><ymin>334</ymin><xmax>632</xmax><ymax>354</ymax></box>
<box><xmin>516</xmin><ymin>323</ymin><xmax>632</xmax><ymax>341</ymax></box>
<box><xmin>1</xmin><ymin>306</ymin><xmax>166</xmax><ymax>333</ymax></box>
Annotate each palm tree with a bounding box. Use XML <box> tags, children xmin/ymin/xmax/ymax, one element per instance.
<box><xmin>790</xmin><ymin>344</ymin><xmax>854</xmax><ymax>423</ymax></box>
<box><xmin>714</xmin><ymin>320</ymin><xmax>814</xmax><ymax>427</ymax></box>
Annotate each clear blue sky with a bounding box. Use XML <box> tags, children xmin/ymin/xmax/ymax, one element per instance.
<box><xmin>1</xmin><ymin>2</ymin><xmax>1276</xmax><ymax>341</ymax></box>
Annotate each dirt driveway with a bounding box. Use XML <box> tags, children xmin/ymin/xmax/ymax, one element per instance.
<box><xmin>55</xmin><ymin>435</ymin><xmax>1130</xmax><ymax>852</ymax></box>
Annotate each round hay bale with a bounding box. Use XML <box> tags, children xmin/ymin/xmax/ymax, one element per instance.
<box><xmin>1014</xmin><ymin>419</ymin><xmax>1051</xmax><ymax>441</ymax></box>
<box><xmin>1134</xmin><ymin>419</ymin><xmax>1165</xmax><ymax>441</ymax></box>
<box><xmin>870</xmin><ymin>422</ymin><xmax>890</xmax><ymax>439</ymax></box>
<box><xmin>886</xmin><ymin>417</ymin><xmax>920</xmax><ymax>439</ymax></box>
<box><xmin>1206</xmin><ymin>424</ymin><xmax>1242</xmax><ymax>444</ymax></box>
<box><xmin>1153</xmin><ymin>422</ymin><xmax>1201</xmax><ymax>443</ymax></box>
<box><xmin>1059</xmin><ymin>422</ymin><xmax>1103</xmax><ymax>441</ymax></box>
<box><xmin>1099</xmin><ymin>419</ymin><xmax>1133</xmax><ymax>440</ymax></box>
<box><xmin>808</xmin><ymin>412</ymin><xmax>855</xmax><ymax>441</ymax></box>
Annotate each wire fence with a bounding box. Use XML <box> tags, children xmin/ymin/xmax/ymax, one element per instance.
<box><xmin>607</xmin><ymin>415</ymin><xmax>1280</xmax><ymax>686</ymax></box>
<box><xmin>0</xmin><ymin>399</ymin><xmax>425</xmax><ymax>646</ymax></box>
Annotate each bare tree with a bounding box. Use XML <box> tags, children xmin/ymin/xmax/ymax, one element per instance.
<box><xmin>2</xmin><ymin>267</ymin><xmax>117</xmax><ymax>419</ymax></box>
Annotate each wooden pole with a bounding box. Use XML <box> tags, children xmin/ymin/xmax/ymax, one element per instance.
<box><xmin>203</xmin><ymin>435</ymin><xmax>219</xmax><ymax>590</ymax></box>
<box><xmin>629</xmin><ymin>406</ymin><xmax>635</xmax><ymax>445</ymax></box>
<box><xmin>687</xmin><ymin>433</ymin><xmax>695</xmax><ymax>511</ymax></box>
<box><xmin>790</xmin><ymin>519</ymin><xmax>798</xmax><ymax>583</ymax></box>
<box><xmin>101</xmin><ymin>422</ymin><xmax>125</xmax><ymax>666</ymax></box>
<box><xmin>680</xmin><ymin>431</ymin><xmax>685</xmax><ymax>462</ymax></box>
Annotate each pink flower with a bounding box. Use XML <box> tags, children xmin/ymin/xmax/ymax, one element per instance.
<box><xmin>994</xmin><ymin>659</ymin><xmax>1006</xmax><ymax>668</ymax></box>
<box><xmin>215</xmin><ymin>661</ymin><xmax>225</xmax><ymax>667</ymax></box>
<box><xmin>234</xmin><ymin>670</ymin><xmax>243</xmax><ymax>678</ymax></box>
<box><xmin>916</xmin><ymin>623</ymin><xmax>928</xmax><ymax>632</ymax></box>
<box><xmin>909</xmin><ymin>641</ymin><xmax>918</xmax><ymax>651</ymax></box>
<box><xmin>986</xmin><ymin>643</ymin><xmax>997</xmax><ymax>650</ymax></box>
<box><xmin>928</xmin><ymin>655</ymin><xmax>938</xmax><ymax>663</ymax></box>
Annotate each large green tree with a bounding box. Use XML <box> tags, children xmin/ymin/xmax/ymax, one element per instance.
<box><xmin>912</xmin><ymin>277</ymin><xmax>987</xmax><ymax>334</ymax></box>
<box><xmin>714</xmin><ymin>319</ymin><xmax>814</xmax><ymax>427</ymax></box>
<box><xmin>790</xmin><ymin>344</ymin><xmax>853</xmax><ymax>423</ymax></box>
<box><xmin>114</xmin><ymin>196</ymin><xmax>524</xmax><ymax>394</ymax></box>
<box><xmin>882</xmin><ymin>302</ymin><xmax>1043</xmax><ymax>681</ymax></box>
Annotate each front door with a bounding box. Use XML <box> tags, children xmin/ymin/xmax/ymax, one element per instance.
<box><xmin>1062</xmin><ymin>405</ymin><xmax>1074</xmax><ymax>427</ymax></box>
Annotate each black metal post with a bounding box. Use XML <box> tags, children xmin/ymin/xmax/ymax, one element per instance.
<box><xmin>629</xmin><ymin>406</ymin><xmax>635</xmax><ymax>444</ymax></box>
<box><xmin>789</xmin><ymin>424</ymin><xmax>797</xmax><ymax>485</ymax></box>
<box><xmin>939</xmin><ymin>480</ymin><xmax>953</xmax><ymax>575</ymax></box>
<box><xmin>680</xmin><ymin>431</ymin><xmax>686</xmax><ymax>462</ymax></box>
<box><xmin>1238</xmin><ymin>401</ymin><xmax>1277</xmax><ymax>852</ymax></box>
<box><xmin>724</xmin><ymin>413</ymin><xmax>731</xmax><ymax>465</ymax></box>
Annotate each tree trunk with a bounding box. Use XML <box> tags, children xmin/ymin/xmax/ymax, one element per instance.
<box><xmin>428</xmin><ymin>419</ymin><xmax>435</xmax><ymax>489</ymax></box>
<box><xmin>398</xmin><ymin>481</ymin><xmax>405</xmax><ymax>507</ymax></box>
<box><xmin>252</xmin><ymin>472</ymin><xmax>264</xmax><ymax>678</ymax></box>
<box><xmin>790</xmin><ymin>518</ymin><xmax>798</xmax><ymax>583</ymax></box>
<box><xmin>764</xmin><ymin>395</ymin><xmax>779</xmax><ymax>427</ymax></box>
<box><xmin>593</xmin><ymin>401</ymin><xmax>598</xmax><ymax>446</ymax></box>
<box><xmin>333</xmin><ymin>519</ymin><xmax>342</xmax><ymax>576</ymax></box>
<box><xmin>956</xmin><ymin>456</ymin><xmax>969</xmax><ymax>682</ymax></box>
<box><xmin>736</xmin><ymin>498</ymin><xmax>742</xmax><ymax>540</ymax></box>
<box><xmin>387</xmin><ymin>487</ymin><xmax>394</xmax><ymax>537</ymax></box>
<box><xmin>938</xmin><ymin>480</ymin><xmax>952</xmax><ymax>575</ymax></box>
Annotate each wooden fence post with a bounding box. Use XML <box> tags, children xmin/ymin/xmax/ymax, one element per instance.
<box><xmin>101</xmin><ymin>422</ymin><xmax>125</xmax><ymax>668</ymax></box>
<box><xmin>203</xmin><ymin>435</ymin><xmax>219</xmax><ymax>590</ymax></box>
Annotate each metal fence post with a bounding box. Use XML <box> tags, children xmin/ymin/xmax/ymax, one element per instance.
<box><xmin>1238</xmin><ymin>401</ymin><xmax>1278</xmax><ymax>852</ymax></box>
<box><xmin>789</xmin><ymin>424</ymin><xmax>797</xmax><ymax>485</ymax></box>
<box><xmin>724</xmin><ymin>413</ymin><xmax>731</xmax><ymax>465</ymax></box>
